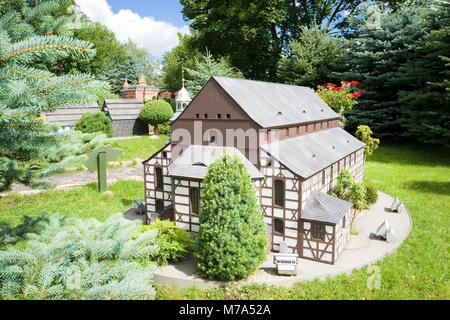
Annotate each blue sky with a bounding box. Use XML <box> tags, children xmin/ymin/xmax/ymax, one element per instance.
<box><xmin>107</xmin><ymin>0</ymin><xmax>186</xmax><ymax>28</ymax></box>
<box><xmin>76</xmin><ymin>0</ymin><xmax>189</xmax><ymax>57</ymax></box>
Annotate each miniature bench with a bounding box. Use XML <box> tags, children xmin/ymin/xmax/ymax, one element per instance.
<box><xmin>375</xmin><ymin>219</ymin><xmax>395</xmax><ymax>242</ymax></box>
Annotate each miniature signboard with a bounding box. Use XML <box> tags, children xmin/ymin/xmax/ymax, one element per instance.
<box><xmin>273</xmin><ymin>253</ymin><xmax>299</xmax><ymax>276</ymax></box>
<box><xmin>84</xmin><ymin>145</ymin><xmax>122</xmax><ymax>192</ymax></box>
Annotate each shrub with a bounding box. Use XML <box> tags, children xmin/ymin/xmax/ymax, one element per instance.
<box><xmin>355</xmin><ymin>125</ymin><xmax>380</xmax><ymax>157</ymax></box>
<box><xmin>331</xmin><ymin>169</ymin><xmax>366</xmax><ymax>210</ymax></box>
<box><xmin>139</xmin><ymin>100</ymin><xmax>174</xmax><ymax>135</ymax></box>
<box><xmin>196</xmin><ymin>155</ymin><xmax>268</xmax><ymax>281</ymax></box>
<box><xmin>138</xmin><ymin>220</ymin><xmax>193</xmax><ymax>265</ymax></box>
<box><xmin>364</xmin><ymin>183</ymin><xmax>379</xmax><ymax>207</ymax></box>
<box><xmin>0</xmin><ymin>215</ymin><xmax>158</xmax><ymax>300</ymax></box>
<box><xmin>158</xmin><ymin>122</ymin><xmax>172</xmax><ymax>136</ymax></box>
<box><xmin>74</xmin><ymin>112</ymin><xmax>113</xmax><ymax>137</ymax></box>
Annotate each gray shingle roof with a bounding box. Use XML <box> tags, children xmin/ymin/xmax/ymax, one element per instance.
<box><xmin>302</xmin><ymin>192</ymin><xmax>352</xmax><ymax>224</ymax></box>
<box><xmin>213</xmin><ymin>76</ymin><xmax>339</xmax><ymax>128</ymax></box>
<box><xmin>168</xmin><ymin>145</ymin><xmax>264</xmax><ymax>180</ymax></box>
<box><xmin>104</xmin><ymin>99</ymin><xmax>144</xmax><ymax>120</ymax></box>
<box><xmin>260</xmin><ymin>127</ymin><xmax>365</xmax><ymax>179</ymax></box>
<box><xmin>43</xmin><ymin>102</ymin><xmax>99</xmax><ymax>127</ymax></box>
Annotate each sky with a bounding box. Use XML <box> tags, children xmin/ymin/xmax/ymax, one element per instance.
<box><xmin>75</xmin><ymin>0</ymin><xmax>189</xmax><ymax>57</ymax></box>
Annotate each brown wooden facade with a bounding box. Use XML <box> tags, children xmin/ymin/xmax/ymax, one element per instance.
<box><xmin>143</xmin><ymin>77</ymin><xmax>366</xmax><ymax>265</ymax></box>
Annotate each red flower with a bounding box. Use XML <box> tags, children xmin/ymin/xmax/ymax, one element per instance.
<box><xmin>332</xmin><ymin>86</ymin><xmax>343</xmax><ymax>91</ymax></box>
<box><xmin>351</xmin><ymin>81</ymin><xmax>360</xmax><ymax>86</ymax></box>
<box><xmin>353</xmin><ymin>91</ymin><xmax>362</xmax><ymax>99</ymax></box>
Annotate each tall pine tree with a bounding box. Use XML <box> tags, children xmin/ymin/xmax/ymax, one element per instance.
<box><xmin>338</xmin><ymin>1</ymin><xmax>430</xmax><ymax>139</ymax></box>
<box><xmin>398</xmin><ymin>2</ymin><xmax>450</xmax><ymax>148</ymax></box>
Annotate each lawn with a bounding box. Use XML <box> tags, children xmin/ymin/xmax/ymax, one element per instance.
<box><xmin>109</xmin><ymin>135</ymin><xmax>169</xmax><ymax>162</ymax></box>
<box><xmin>0</xmin><ymin>180</ymin><xmax>144</xmax><ymax>226</ymax></box>
<box><xmin>0</xmin><ymin>143</ymin><xmax>448</xmax><ymax>299</ymax></box>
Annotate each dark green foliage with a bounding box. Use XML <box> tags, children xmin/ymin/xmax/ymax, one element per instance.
<box><xmin>161</xmin><ymin>34</ymin><xmax>201</xmax><ymax>93</ymax></box>
<box><xmin>181</xmin><ymin>0</ymin><xmax>362</xmax><ymax>80</ymax></box>
<box><xmin>74</xmin><ymin>112</ymin><xmax>113</xmax><ymax>137</ymax></box>
<box><xmin>185</xmin><ymin>50</ymin><xmax>243</xmax><ymax>96</ymax></box>
<box><xmin>364</xmin><ymin>183</ymin><xmax>379</xmax><ymax>207</ymax></box>
<box><xmin>0</xmin><ymin>215</ymin><xmax>48</xmax><ymax>247</ymax></box>
<box><xmin>278</xmin><ymin>28</ymin><xmax>344</xmax><ymax>87</ymax></box>
<box><xmin>139</xmin><ymin>219</ymin><xmax>193</xmax><ymax>265</ymax></box>
<box><xmin>338</xmin><ymin>2</ymin><xmax>432</xmax><ymax>140</ymax></box>
<box><xmin>398</xmin><ymin>3</ymin><xmax>450</xmax><ymax>148</ymax></box>
<box><xmin>139</xmin><ymin>100</ymin><xmax>174</xmax><ymax>134</ymax></box>
<box><xmin>196</xmin><ymin>155</ymin><xmax>268</xmax><ymax>281</ymax></box>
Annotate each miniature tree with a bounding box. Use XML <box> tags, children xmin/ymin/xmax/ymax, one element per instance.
<box><xmin>74</xmin><ymin>112</ymin><xmax>114</xmax><ymax>137</ymax></box>
<box><xmin>139</xmin><ymin>100</ymin><xmax>174</xmax><ymax>135</ymax></box>
<box><xmin>196</xmin><ymin>155</ymin><xmax>268</xmax><ymax>281</ymax></box>
<box><xmin>355</xmin><ymin>125</ymin><xmax>380</xmax><ymax>157</ymax></box>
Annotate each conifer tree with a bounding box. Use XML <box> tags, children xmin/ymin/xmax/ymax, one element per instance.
<box><xmin>0</xmin><ymin>0</ymin><xmax>106</xmax><ymax>189</ymax></box>
<box><xmin>196</xmin><ymin>155</ymin><xmax>267</xmax><ymax>281</ymax></box>
<box><xmin>185</xmin><ymin>50</ymin><xmax>243</xmax><ymax>96</ymax></box>
<box><xmin>398</xmin><ymin>2</ymin><xmax>450</xmax><ymax>148</ymax></box>
<box><xmin>337</xmin><ymin>1</ymin><xmax>430</xmax><ymax>138</ymax></box>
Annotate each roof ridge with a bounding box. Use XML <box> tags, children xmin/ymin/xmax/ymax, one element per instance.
<box><xmin>213</xmin><ymin>76</ymin><xmax>315</xmax><ymax>91</ymax></box>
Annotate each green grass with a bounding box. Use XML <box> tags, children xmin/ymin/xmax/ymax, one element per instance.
<box><xmin>0</xmin><ymin>144</ymin><xmax>448</xmax><ymax>299</ymax></box>
<box><xmin>0</xmin><ymin>180</ymin><xmax>144</xmax><ymax>226</ymax></box>
<box><xmin>109</xmin><ymin>135</ymin><xmax>169</xmax><ymax>162</ymax></box>
<box><xmin>156</xmin><ymin>144</ymin><xmax>450</xmax><ymax>300</ymax></box>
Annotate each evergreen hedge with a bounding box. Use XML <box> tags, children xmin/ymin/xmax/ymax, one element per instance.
<box><xmin>74</xmin><ymin>112</ymin><xmax>113</xmax><ymax>137</ymax></box>
<box><xmin>196</xmin><ymin>155</ymin><xmax>267</xmax><ymax>281</ymax></box>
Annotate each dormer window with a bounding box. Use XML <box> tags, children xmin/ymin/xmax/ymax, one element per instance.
<box><xmin>217</xmin><ymin>114</ymin><xmax>222</xmax><ymax>119</ymax></box>
<box><xmin>193</xmin><ymin>162</ymin><xmax>207</xmax><ymax>167</ymax></box>
<box><xmin>204</xmin><ymin>114</ymin><xmax>208</xmax><ymax>119</ymax></box>
<box><xmin>277</xmin><ymin>111</ymin><xmax>283</xmax><ymax>116</ymax></box>
<box><xmin>196</xmin><ymin>114</ymin><xmax>200</xmax><ymax>119</ymax></box>
<box><xmin>226</xmin><ymin>114</ymin><xmax>231</xmax><ymax>119</ymax></box>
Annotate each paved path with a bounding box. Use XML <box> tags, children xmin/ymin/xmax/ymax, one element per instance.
<box><xmin>0</xmin><ymin>164</ymin><xmax>144</xmax><ymax>197</ymax></box>
<box><xmin>153</xmin><ymin>192</ymin><xmax>412</xmax><ymax>289</ymax></box>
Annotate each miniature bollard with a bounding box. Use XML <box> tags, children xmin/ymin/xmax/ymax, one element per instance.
<box><xmin>84</xmin><ymin>146</ymin><xmax>122</xmax><ymax>192</ymax></box>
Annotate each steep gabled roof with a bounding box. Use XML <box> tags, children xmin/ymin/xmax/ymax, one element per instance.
<box><xmin>168</xmin><ymin>145</ymin><xmax>264</xmax><ymax>180</ymax></box>
<box><xmin>43</xmin><ymin>102</ymin><xmax>99</xmax><ymax>127</ymax></box>
<box><xmin>302</xmin><ymin>192</ymin><xmax>352</xmax><ymax>224</ymax></box>
<box><xmin>260</xmin><ymin>127</ymin><xmax>365</xmax><ymax>179</ymax></box>
<box><xmin>104</xmin><ymin>99</ymin><xmax>143</xmax><ymax>121</ymax></box>
<box><xmin>213</xmin><ymin>77</ymin><xmax>339</xmax><ymax>128</ymax></box>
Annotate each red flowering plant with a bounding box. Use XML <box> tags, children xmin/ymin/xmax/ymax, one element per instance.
<box><xmin>316</xmin><ymin>81</ymin><xmax>362</xmax><ymax>125</ymax></box>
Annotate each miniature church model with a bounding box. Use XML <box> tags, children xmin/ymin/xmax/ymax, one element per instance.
<box><xmin>143</xmin><ymin>77</ymin><xmax>366</xmax><ymax>265</ymax></box>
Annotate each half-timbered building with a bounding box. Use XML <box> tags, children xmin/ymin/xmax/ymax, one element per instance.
<box><xmin>143</xmin><ymin>77</ymin><xmax>365</xmax><ymax>264</ymax></box>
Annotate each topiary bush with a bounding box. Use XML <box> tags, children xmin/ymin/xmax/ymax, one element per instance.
<box><xmin>138</xmin><ymin>219</ymin><xmax>193</xmax><ymax>265</ymax></box>
<box><xmin>74</xmin><ymin>112</ymin><xmax>113</xmax><ymax>137</ymax></box>
<box><xmin>196</xmin><ymin>155</ymin><xmax>268</xmax><ymax>281</ymax></box>
<box><xmin>139</xmin><ymin>100</ymin><xmax>173</xmax><ymax>135</ymax></box>
<box><xmin>364</xmin><ymin>183</ymin><xmax>378</xmax><ymax>207</ymax></box>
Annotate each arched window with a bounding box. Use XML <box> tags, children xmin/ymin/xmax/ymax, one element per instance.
<box><xmin>274</xmin><ymin>179</ymin><xmax>285</xmax><ymax>207</ymax></box>
<box><xmin>189</xmin><ymin>188</ymin><xmax>200</xmax><ymax>215</ymax></box>
<box><xmin>155</xmin><ymin>167</ymin><xmax>163</xmax><ymax>191</ymax></box>
<box><xmin>274</xmin><ymin>218</ymin><xmax>284</xmax><ymax>235</ymax></box>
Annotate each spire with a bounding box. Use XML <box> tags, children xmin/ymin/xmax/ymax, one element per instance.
<box><xmin>181</xmin><ymin>66</ymin><xmax>185</xmax><ymax>88</ymax></box>
<box><xmin>123</xmin><ymin>78</ymin><xmax>130</xmax><ymax>89</ymax></box>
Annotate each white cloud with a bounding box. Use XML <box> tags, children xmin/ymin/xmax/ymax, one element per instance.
<box><xmin>75</xmin><ymin>0</ymin><xmax>189</xmax><ymax>57</ymax></box>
